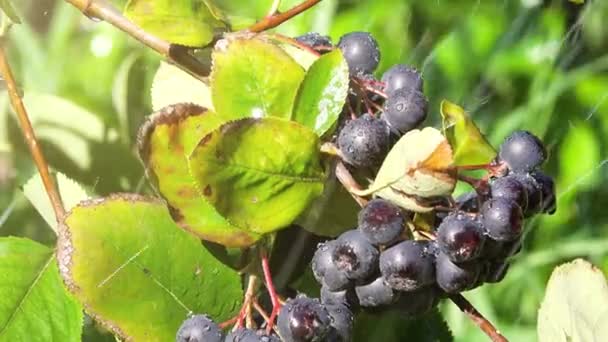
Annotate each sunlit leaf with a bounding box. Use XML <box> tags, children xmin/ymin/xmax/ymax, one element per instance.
<box><xmin>150</xmin><ymin>61</ymin><xmax>213</xmax><ymax>112</ymax></box>
<box><xmin>188</xmin><ymin>117</ymin><xmax>325</xmax><ymax>233</ymax></box>
<box><xmin>124</xmin><ymin>0</ymin><xmax>226</xmax><ymax>47</ymax></box>
<box><xmin>138</xmin><ymin>103</ymin><xmax>260</xmax><ymax>247</ymax></box>
<box><xmin>292</xmin><ymin>49</ymin><xmax>349</xmax><ymax>137</ymax></box>
<box><xmin>538</xmin><ymin>258</ymin><xmax>608</xmax><ymax>342</ymax></box>
<box><xmin>211</xmin><ymin>37</ymin><xmax>305</xmax><ymax>121</ymax></box>
<box><xmin>57</xmin><ymin>194</ymin><xmax>243</xmax><ymax>341</ymax></box>
<box><xmin>440</xmin><ymin>100</ymin><xmax>496</xmax><ymax>166</ymax></box>
<box><xmin>0</xmin><ymin>237</ymin><xmax>82</xmax><ymax>341</ymax></box>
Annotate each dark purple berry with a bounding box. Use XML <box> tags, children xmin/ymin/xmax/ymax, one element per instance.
<box><xmin>337</xmin><ymin>114</ymin><xmax>391</xmax><ymax>168</ymax></box>
<box><xmin>382</xmin><ymin>87</ymin><xmax>428</xmax><ymax>134</ymax></box>
<box><xmin>435</xmin><ymin>252</ymin><xmax>481</xmax><ymax>293</ymax></box>
<box><xmin>512</xmin><ymin>173</ymin><xmax>543</xmax><ymax>217</ymax></box>
<box><xmin>381</xmin><ymin>64</ymin><xmax>423</xmax><ymax>94</ymax></box>
<box><xmin>480</xmin><ymin>198</ymin><xmax>524</xmax><ymax>241</ymax></box>
<box><xmin>355</xmin><ymin>276</ymin><xmax>397</xmax><ymax>307</ymax></box>
<box><xmin>483</xmin><ymin>261</ymin><xmax>510</xmax><ymax>283</ymax></box>
<box><xmin>358</xmin><ymin>199</ymin><xmax>406</xmax><ymax>246</ymax></box>
<box><xmin>490</xmin><ymin>175</ymin><xmax>528</xmax><ymax>210</ymax></box>
<box><xmin>176</xmin><ymin>315</ymin><xmax>223</xmax><ymax>342</ymax></box>
<box><xmin>225</xmin><ymin>328</ymin><xmax>280</xmax><ymax>342</ymax></box>
<box><xmin>277</xmin><ymin>296</ymin><xmax>332</xmax><ymax>342</ymax></box>
<box><xmin>379</xmin><ymin>240</ymin><xmax>435</xmax><ymax>291</ymax></box>
<box><xmin>320</xmin><ymin>284</ymin><xmax>357</xmax><ymax>308</ymax></box>
<box><xmin>325</xmin><ymin>304</ymin><xmax>354</xmax><ymax>342</ymax></box>
<box><xmin>393</xmin><ymin>287</ymin><xmax>440</xmax><ymax>317</ymax></box>
<box><xmin>312</xmin><ymin>241</ymin><xmax>350</xmax><ymax>291</ymax></box>
<box><xmin>531</xmin><ymin>171</ymin><xmax>556</xmax><ymax>214</ymax></box>
<box><xmin>332</xmin><ymin>230</ymin><xmax>379</xmax><ymax>281</ymax></box>
<box><xmin>456</xmin><ymin>191</ymin><xmax>481</xmax><ymax>213</ymax></box>
<box><xmin>295</xmin><ymin>32</ymin><xmax>332</xmax><ymax>49</ymax></box>
<box><xmin>337</xmin><ymin>32</ymin><xmax>380</xmax><ymax>75</ymax></box>
<box><xmin>499</xmin><ymin>130</ymin><xmax>547</xmax><ymax>173</ymax></box>
<box><xmin>437</xmin><ymin>213</ymin><xmax>486</xmax><ymax>262</ymax></box>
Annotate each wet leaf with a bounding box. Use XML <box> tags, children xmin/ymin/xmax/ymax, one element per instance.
<box><xmin>292</xmin><ymin>49</ymin><xmax>349</xmax><ymax>137</ymax></box>
<box><xmin>57</xmin><ymin>194</ymin><xmax>243</xmax><ymax>342</ymax></box>
<box><xmin>211</xmin><ymin>37</ymin><xmax>305</xmax><ymax>121</ymax></box>
<box><xmin>357</xmin><ymin>127</ymin><xmax>456</xmax><ymax>212</ymax></box>
<box><xmin>124</xmin><ymin>0</ymin><xmax>226</xmax><ymax>47</ymax></box>
<box><xmin>0</xmin><ymin>237</ymin><xmax>82</xmax><ymax>341</ymax></box>
<box><xmin>138</xmin><ymin>103</ymin><xmax>260</xmax><ymax>247</ymax></box>
<box><xmin>188</xmin><ymin>117</ymin><xmax>325</xmax><ymax>233</ymax></box>
<box><xmin>538</xmin><ymin>258</ymin><xmax>608</xmax><ymax>342</ymax></box>
<box><xmin>440</xmin><ymin>100</ymin><xmax>496</xmax><ymax>166</ymax></box>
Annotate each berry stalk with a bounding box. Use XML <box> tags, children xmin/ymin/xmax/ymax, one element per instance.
<box><xmin>449</xmin><ymin>294</ymin><xmax>509</xmax><ymax>342</ymax></box>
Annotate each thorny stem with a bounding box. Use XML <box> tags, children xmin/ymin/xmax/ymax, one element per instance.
<box><xmin>248</xmin><ymin>0</ymin><xmax>322</xmax><ymax>33</ymax></box>
<box><xmin>261</xmin><ymin>251</ymin><xmax>282</xmax><ymax>334</ymax></box>
<box><xmin>63</xmin><ymin>0</ymin><xmax>209</xmax><ymax>80</ymax></box>
<box><xmin>449</xmin><ymin>294</ymin><xmax>509</xmax><ymax>342</ymax></box>
<box><xmin>0</xmin><ymin>43</ymin><xmax>66</xmax><ymax>222</ymax></box>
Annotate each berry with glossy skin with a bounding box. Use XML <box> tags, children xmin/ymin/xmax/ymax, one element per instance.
<box><xmin>176</xmin><ymin>315</ymin><xmax>223</xmax><ymax>342</ymax></box>
<box><xmin>295</xmin><ymin>32</ymin><xmax>332</xmax><ymax>49</ymax></box>
<box><xmin>393</xmin><ymin>287</ymin><xmax>440</xmax><ymax>317</ymax></box>
<box><xmin>358</xmin><ymin>198</ymin><xmax>406</xmax><ymax>246</ymax></box>
<box><xmin>355</xmin><ymin>276</ymin><xmax>397</xmax><ymax>307</ymax></box>
<box><xmin>225</xmin><ymin>328</ymin><xmax>280</xmax><ymax>342</ymax></box>
<box><xmin>483</xmin><ymin>261</ymin><xmax>510</xmax><ymax>283</ymax></box>
<box><xmin>480</xmin><ymin>198</ymin><xmax>524</xmax><ymax>241</ymax></box>
<box><xmin>277</xmin><ymin>296</ymin><xmax>332</xmax><ymax>342</ymax></box>
<box><xmin>531</xmin><ymin>171</ymin><xmax>556</xmax><ymax>214</ymax></box>
<box><xmin>456</xmin><ymin>191</ymin><xmax>480</xmax><ymax>213</ymax></box>
<box><xmin>325</xmin><ymin>304</ymin><xmax>354</xmax><ymax>342</ymax></box>
<box><xmin>382</xmin><ymin>87</ymin><xmax>428</xmax><ymax>134</ymax></box>
<box><xmin>312</xmin><ymin>241</ymin><xmax>351</xmax><ymax>291</ymax></box>
<box><xmin>437</xmin><ymin>213</ymin><xmax>486</xmax><ymax>262</ymax></box>
<box><xmin>337</xmin><ymin>32</ymin><xmax>380</xmax><ymax>75</ymax></box>
<box><xmin>332</xmin><ymin>230</ymin><xmax>380</xmax><ymax>281</ymax></box>
<box><xmin>379</xmin><ymin>240</ymin><xmax>435</xmax><ymax>291</ymax></box>
<box><xmin>320</xmin><ymin>284</ymin><xmax>357</xmax><ymax>307</ymax></box>
<box><xmin>512</xmin><ymin>173</ymin><xmax>543</xmax><ymax>217</ymax></box>
<box><xmin>381</xmin><ymin>64</ymin><xmax>423</xmax><ymax>94</ymax></box>
<box><xmin>499</xmin><ymin>130</ymin><xmax>547</xmax><ymax>173</ymax></box>
<box><xmin>490</xmin><ymin>175</ymin><xmax>528</xmax><ymax>210</ymax></box>
<box><xmin>337</xmin><ymin>114</ymin><xmax>391</xmax><ymax>168</ymax></box>
<box><xmin>435</xmin><ymin>252</ymin><xmax>481</xmax><ymax>293</ymax></box>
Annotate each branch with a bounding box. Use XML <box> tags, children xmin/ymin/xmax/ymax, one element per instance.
<box><xmin>449</xmin><ymin>294</ymin><xmax>509</xmax><ymax>342</ymax></box>
<box><xmin>0</xmin><ymin>43</ymin><xmax>66</xmax><ymax>221</ymax></box>
<box><xmin>248</xmin><ymin>0</ymin><xmax>322</xmax><ymax>33</ymax></box>
<box><xmin>63</xmin><ymin>0</ymin><xmax>209</xmax><ymax>79</ymax></box>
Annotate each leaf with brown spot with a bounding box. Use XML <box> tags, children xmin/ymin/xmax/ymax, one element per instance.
<box><xmin>137</xmin><ymin>103</ymin><xmax>260</xmax><ymax>247</ymax></box>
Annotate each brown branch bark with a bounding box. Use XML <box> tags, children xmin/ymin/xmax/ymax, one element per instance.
<box><xmin>0</xmin><ymin>43</ymin><xmax>66</xmax><ymax>222</ymax></box>
<box><xmin>449</xmin><ymin>294</ymin><xmax>509</xmax><ymax>342</ymax></box>
<box><xmin>63</xmin><ymin>0</ymin><xmax>210</xmax><ymax>79</ymax></box>
<box><xmin>248</xmin><ymin>0</ymin><xmax>322</xmax><ymax>33</ymax></box>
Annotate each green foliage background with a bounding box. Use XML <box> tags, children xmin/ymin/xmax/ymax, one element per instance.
<box><xmin>1</xmin><ymin>0</ymin><xmax>608</xmax><ymax>341</ymax></box>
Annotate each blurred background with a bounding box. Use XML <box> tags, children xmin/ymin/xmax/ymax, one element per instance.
<box><xmin>1</xmin><ymin>0</ymin><xmax>607</xmax><ymax>341</ymax></box>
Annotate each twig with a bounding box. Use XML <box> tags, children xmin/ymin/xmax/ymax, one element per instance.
<box><xmin>335</xmin><ymin>161</ymin><xmax>368</xmax><ymax>207</ymax></box>
<box><xmin>0</xmin><ymin>43</ymin><xmax>66</xmax><ymax>222</ymax></box>
<box><xmin>248</xmin><ymin>0</ymin><xmax>322</xmax><ymax>33</ymax></box>
<box><xmin>261</xmin><ymin>251</ymin><xmax>282</xmax><ymax>334</ymax></box>
<box><xmin>449</xmin><ymin>294</ymin><xmax>509</xmax><ymax>342</ymax></box>
<box><xmin>63</xmin><ymin>0</ymin><xmax>209</xmax><ymax>80</ymax></box>
<box><xmin>236</xmin><ymin>275</ymin><xmax>259</xmax><ymax>328</ymax></box>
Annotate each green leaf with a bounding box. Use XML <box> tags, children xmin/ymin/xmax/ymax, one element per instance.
<box><xmin>357</xmin><ymin>127</ymin><xmax>456</xmax><ymax>213</ymax></box>
<box><xmin>440</xmin><ymin>100</ymin><xmax>496</xmax><ymax>166</ymax></box>
<box><xmin>292</xmin><ymin>49</ymin><xmax>349</xmax><ymax>137</ymax></box>
<box><xmin>124</xmin><ymin>0</ymin><xmax>226</xmax><ymax>47</ymax></box>
<box><xmin>57</xmin><ymin>194</ymin><xmax>243</xmax><ymax>341</ymax></box>
<box><xmin>211</xmin><ymin>38</ymin><xmax>305</xmax><ymax>121</ymax></box>
<box><xmin>354</xmin><ymin>309</ymin><xmax>452</xmax><ymax>341</ymax></box>
<box><xmin>0</xmin><ymin>0</ymin><xmax>21</xmax><ymax>24</ymax></box>
<box><xmin>151</xmin><ymin>61</ymin><xmax>214</xmax><ymax>112</ymax></box>
<box><xmin>138</xmin><ymin>103</ymin><xmax>260</xmax><ymax>247</ymax></box>
<box><xmin>538</xmin><ymin>258</ymin><xmax>608</xmax><ymax>342</ymax></box>
<box><xmin>22</xmin><ymin>172</ymin><xmax>89</xmax><ymax>235</ymax></box>
<box><xmin>0</xmin><ymin>237</ymin><xmax>83</xmax><ymax>341</ymax></box>
<box><xmin>188</xmin><ymin>117</ymin><xmax>325</xmax><ymax>233</ymax></box>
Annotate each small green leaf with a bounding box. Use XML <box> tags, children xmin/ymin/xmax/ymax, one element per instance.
<box><xmin>124</xmin><ymin>0</ymin><xmax>226</xmax><ymax>47</ymax></box>
<box><xmin>0</xmin><ymin>237</ymin><xmax>83</xmax><ymax>341</ymax></box>
<box><xmin>188</xmin><ymin>117</ymin><xmax>325</xmax><ymax>233</ymax></box>
<box><xmin>440</xmin><ymin>100</ymin><xmax>496</xmax><ymax>166</ymax></box>
<box><xmin>292</xmin><ymin>49</ymin><xmax>349</xmax><ymax>137</ymax></box>
<box><xmin>57</xmin><ymin>194</ymin><xmax>243</xmax><ymax>342</ymax></box>
<box><xmin>538</xmin><ymin>258</ymin><xmax>608</xmax><ymax>342</ymax></box>
<box><xmin>211</xmin><ymin>38</ymin><xmax>305</xmax><ymax>121</ymax></box>
<box><xmin>0</xmin><ymin>0</ymin><xmax>21</xmax><ymax>24</ymax></box>
<box><xmin>22</xmin><ymin>172</ymin><xmax>89</xmax><ymax>234</ymax></box>
<box><xmin>357</xmin><ymin>127</ymin><xmax>456</xmax><ymax>213</ymax></box>
<box><xmin>138</xmin><ymin>103</ymin><xmax>260</xmax><ymax>247</ymax></box>
<box><xmin>151</xmin><ymin>61</ymin><xmax>214</xmax><ymax>112</ymax></box>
